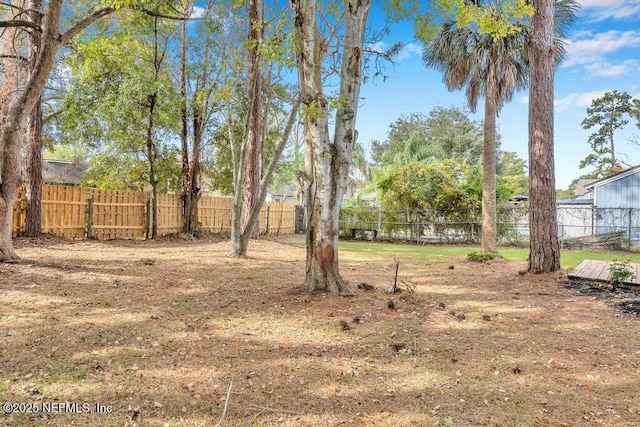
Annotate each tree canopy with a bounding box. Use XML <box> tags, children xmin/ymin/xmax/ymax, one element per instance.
<box><xmin>580</xmin><ymin>90</ymin><xmax>634</xmax><ymax>178</ymax></box>
<box><xmin>371</xmin><ymin>107</ymin><xmax>484</xmax><ymax>166</ymax></box>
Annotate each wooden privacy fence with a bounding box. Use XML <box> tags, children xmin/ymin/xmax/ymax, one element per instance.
<box><xmin>12</xmin><ymin>184</ymin><xmax>297</xmax><ymax>239</ymax></box>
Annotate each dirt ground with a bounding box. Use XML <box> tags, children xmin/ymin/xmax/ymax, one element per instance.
<box><xmin>1</xmin><ymin>235</ymin><xmax>640</xmax><ymax>427</ymax></box>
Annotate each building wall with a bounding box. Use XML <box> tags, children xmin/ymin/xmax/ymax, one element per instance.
<box><xmin>594</xmin><ymin>170</ymin><xmax>640</xmax><ymax>240</ymax></box>
<box><xmin>595</xmin><ymin>171</ymin><xmax>640</xmax><ymax>208</ymax></box>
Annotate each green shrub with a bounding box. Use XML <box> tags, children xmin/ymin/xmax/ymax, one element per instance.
<box><xmin>467</xmin><ymin>251</ymin><xmax>495</xmax><ymax>263</ymax></box>
<box><xmin>609</xmin><ymin>260</ymin><xmax>636</xmax><ymax>290</ymax></box>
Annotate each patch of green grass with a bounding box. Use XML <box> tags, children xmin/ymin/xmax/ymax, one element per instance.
<box><xmin>47</xmin><ymin>361</ymin><xmax>90</xmax><ymax>383</ymax></box>
<box><xmin>338</xmin><ymin>241</ymin><xmax>640</xmax><ymax>269</ymax></box>
<box><xmin>339</xmin><ymin>242</ymin><xmax>482</xmax><ymax>259</ymax></box>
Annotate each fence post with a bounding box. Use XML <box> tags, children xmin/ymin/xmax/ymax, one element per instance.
<box><xmin>265</xmin><ymin>205</ymin><xmax>270</xmax><ymax>234</ymax></box>
<box><xmin>145</xmin><ymin>198</ymin><xmax>151</xmax><ymax>240</ymax></box>
<box><xmin>629</xmin><ymin>208</ymin><xmax>633</xmax><ymax>249</ymax></box>
<box><xmin>86</xmin><ymin>196</ymin><xmax>94</xmax><ymax>239</ymax></box>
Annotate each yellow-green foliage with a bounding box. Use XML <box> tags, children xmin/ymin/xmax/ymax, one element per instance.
<box><xmin>401</xmin><ymin>0</ymin><xmax>534</xmax><ymax>42</ymax></box>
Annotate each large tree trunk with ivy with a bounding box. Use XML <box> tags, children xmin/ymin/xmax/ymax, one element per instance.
<box><xmin>293</xmin><ymin>0</ymin><xmax>370</xmax><ymax>292</ymax></box>
<box><xmin>481</xmin><ymin>92</ymin><xmax>497</xmax><ymax>253</ymax></box>
<box><xmin>145</xmin><ymin>92</ymin><xmax>159</xmax><ymax>239</ymax></box>
<box><xmin>231</xmin><ymin>0</ymin><xmax>263</xmax><ymax>257</ymax></box>
<box><xmin>188</xmin><ymin>110</ymin><xmax>203</xmax><ymax>229</ymax></box>
<box><xmin>240</xmin><ymin>0</ymin><xmax>263</xmax><ymax>241</ymax></box>
<box><xmin>528</xmin><ymin>0</ymin><xmax>560</xmax><ymax>273</ymax></box>
<box><xmin>179</xmin><ymin>16</ymin><xmax>207</xmax><ymax>234</ymax></box>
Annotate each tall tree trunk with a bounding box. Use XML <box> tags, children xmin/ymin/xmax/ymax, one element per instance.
<box><xmin>241</xmin><ymin>0</ymin><xmax>263</xmax><ymax>240</ymax></box>
<box><xmin>0</xmin><ymin>2</ymin><xmax>22</xmax><ymax>252</ymax></box>
<box><xmin>24</xmin><ymin>0</ymin><xmax>44</xmax><ymax>237</ymax></box>
<box><xmin>189</xmin><ymin>112</ymin><xmax>202</xmax><ymax>230</ymax></box>
<box><xmin>146</xmin><ymin>93</ymin><xmax>158</xmax><ymax>239</ymax></box>
<box><xmin>528</xmin><ymin>0</ymin><xmax>560</xmax><ymax>273</ymax></box>
<box><xmin>0</xmin><ymin>0</ymin><xmax>64</xmax><ymax>261</ymax></box>
<box><xmin>481</xmin><ymin>94</ymin><xmax>497</xmax><ymax>253</ymax></box>
<box><xmin>0</xmin><ymin>1</ymin><xmax>114</xmax><ymax>260</ymax></box>
<box><xmin>0</xmin><ymin>0</ymin><xmax>21</xmax><ymax>122</ymax></box>
<box><xmin>146</xmin><ymin>14</ymin><xmax>166</xmax><ymax>239</ymax></box>
<box><xmin>293</xmin><ymin>0</ymin><xmax>370</xmax><ymax>292</ymax></box>
<box><xmin>24</xmin><ymin>97</ymin><xmax>43</xmax><ymax>237</ymax></box>
<box><xmin>180</xmin><ymin>20</ymin><xmax>191</xmax><ymax>233</ymax></box>
<box><xmin>609</xmin><ymin>120</ymin><xmax>616</xmax><ymax>170</ymax></box>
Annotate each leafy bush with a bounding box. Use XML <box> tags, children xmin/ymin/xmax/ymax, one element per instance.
<box><xmin>609</xmin><ymin>260</ymin><xmax>636</xmax><ymax>290</ymax></box>
<box><xmin>467</xmin><ymin>251</ymin><xmax>496</xmax><ymax>263</ymax></box>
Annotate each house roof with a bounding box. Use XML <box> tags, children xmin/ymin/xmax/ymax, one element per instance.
<box><xmin>556</xmin><ymin>197</ymin><xmax>593</xmax><ymax>205</ymax></box>
<box><xmin>574</xmin><ymin>179</ymin><xmax>597</xmax><ymax>196</ymax></box>
<box><xmin>584</xmin><ymin>165</ymin><xmax>640</xmax><ymax>190</ymax></box>
<box><xmin>42</xmin><ymin>160</ymin><xmax>87</xmax><ymax>185</ymax></box>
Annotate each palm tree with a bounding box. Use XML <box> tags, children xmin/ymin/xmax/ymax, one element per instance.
<box><xmin>390</xmin><ymin>131</ymin><xmax>445</xmax><ymax>165</ymax></box>
<box><xmin>422</xmin><ymin>0</ymin><xmax>578</xmax><ymax>254</ymax></box>
<box><xmin>423</xmin><ymin>20</ymin><xmax>528</xmax><ymax>253</ymax></box>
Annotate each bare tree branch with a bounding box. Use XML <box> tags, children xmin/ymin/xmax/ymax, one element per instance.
<box><xmin>43</xmin><ymin>108</ymin><xmax>65</xmax><ymax>124</ymax></box>
<box><xmin>0</xmin><ymin>53</ymin><xmax>28</xmax><ymax>62</ymax></box>
<box><xmin>61</xmin><ymin>7</ymin><xmax>115</xmax><ymax>44</ymax></box>
<box><xmin>0</xmin><ymin>19</ymin><xmax>41</xmax><ymax>31</ymax></box>
<box><xmin>129</xmin><ymin>5</ymin><xmax>204</xmax><ymax>21</ymax></box>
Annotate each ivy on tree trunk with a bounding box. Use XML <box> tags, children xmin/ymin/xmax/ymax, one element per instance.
<box><xmin>241</xmin><ymin>0</ymin><xmax>263</xmax><ymax>241</ymax></box>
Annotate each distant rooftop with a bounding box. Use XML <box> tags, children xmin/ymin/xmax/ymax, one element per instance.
<box><xmin>574</xmin><ymin>179</ymin><xmax>597</xmax><ymax>197</ymax></box>
<box><xmin>42</xmin><ymin>159</ymin><xmax>87</xmax><ymax>186</ymax></box>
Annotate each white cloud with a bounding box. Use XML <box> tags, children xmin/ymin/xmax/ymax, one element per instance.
<box><xmin>396</xmin><ymin>42</ymin><xmax>422</xmax><ymax>62</ymax></box>
<box><xmin>564</xmin><ymin>30</ymin><xmax>640</xmax><ymax>68</ymax></box>
<box><xmin>554</xmin><ymin>90</ymin><xmax>609</xmax><ymax>111</ymax></box>
<box><xmin>593</xmin><ymin>4</ymin><xmax>640</xmax><ymax>20</ymax></box>
<box><xmin>520</xmin><ymin>91</ymin><xmax>620</xmax><ymax>111</ymax></box>
<box><xmin>190</xmin><ymin>6</ymin><xmax>206</xmax><ymax>19</ymax></box>
<box><xmin>563</xmin><ymin>30</ymin><xmax>640</xmax><ymax>78</ymax></box>
<box><xmin>584</xmin><ymin>59</ymin><xmax>640</xmax><ymax>77</ymax></box>
<box><xmin>366</xmin><ymin>41</ymin><xmax>387</xmax><ymax>55</ymax></box>
<box><xmin>365</xmin><ymin>41</ymin><xmax>422</xmax><ymax>62</ymax></box>
<box><xmin>578</xmin><ymin>0</ymin><xmax>640</xmax><ymax>20</ymax></box>
<box><xmin>579</xmin><ymin>0</ymin><xmax>628</xmax><ymax>7</ymax></box>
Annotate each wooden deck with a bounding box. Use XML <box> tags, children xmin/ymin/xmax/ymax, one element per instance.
<box><xmin>569</xmin><ymin>260</ymin><xmax>640</xmax><ymax>285</ymax></box>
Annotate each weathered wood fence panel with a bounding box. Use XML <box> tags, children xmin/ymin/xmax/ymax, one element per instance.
<box><xmin>12</xmin><ymin>184</ymin><xmax>298</xmax><ymax>240</ymax></box>
<box><xmin>12</xmin><ymin>187</ymin><xmax>26</xmax><ymax>238</ymax></box>
<box><xmin>199</xmin><ymin>196</ymin><xmax>232</xmax><ymax>233</ymax></box>
<box><xmin>156</xmin><ymin>193</ymin><xmax>182</xmax><ymax>235</ymax></box>
<box><xmin>91</xmin><ymin>188</ymin><xmax>146</xmax><ymax>240</ymax></box>
<box><xmin>41</xmin><ymin>184</ymin><xmax>89</xmax><ymax>239</ymax></box>
<box><xmin>265</xmin><ymin>202</ymin><xmax>296</xmax><ymax>234</ymax></box>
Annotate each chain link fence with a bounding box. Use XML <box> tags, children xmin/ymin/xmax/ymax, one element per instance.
<box><xmin>339</xmin><ymin>206</ymin><xmax>640</xmax><ymax>251</ymax></box>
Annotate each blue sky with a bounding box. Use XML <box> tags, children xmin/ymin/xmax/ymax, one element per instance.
<box><xmin>356</xmin><ymin>0</ymin><xmax>640</xmax><ymax>190</ymax></box>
